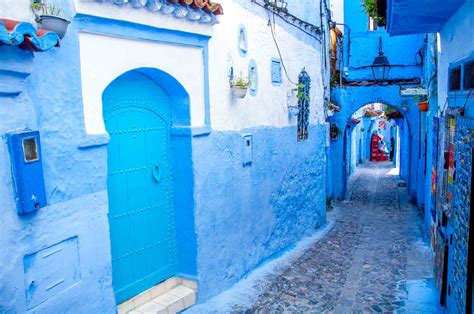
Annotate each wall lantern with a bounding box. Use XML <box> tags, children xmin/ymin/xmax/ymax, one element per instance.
<box><xmin>370</xmin><ymin>37</ymin><xmax>391</xmax><ymax>82</ymax></box>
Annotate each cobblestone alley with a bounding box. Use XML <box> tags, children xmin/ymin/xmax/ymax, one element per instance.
<box><xmin>192</xmin><ymin>162</ymin><xmax>443</xmax><ymax>313</ymax></box>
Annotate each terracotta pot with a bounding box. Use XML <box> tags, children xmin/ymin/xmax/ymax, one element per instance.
<box><xmin>418</xmin><ymin>101</ymin><xmax>429</xmax><ymax>112</ymax></box>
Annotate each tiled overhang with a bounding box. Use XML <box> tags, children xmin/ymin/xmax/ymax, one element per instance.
<box><xmin>387</xmin><ymin>0</ymin><xmax>465</xmax><ymax>36</ymax></box>
<box><xmin>0</xmin><ymin>19</ymin><xmax>60</xmax><ymax>52</ymax></box>
<box><xmin>93</xmin><ymin>0</ymin><xmax>223</xmax><ymax>24</ymax></box>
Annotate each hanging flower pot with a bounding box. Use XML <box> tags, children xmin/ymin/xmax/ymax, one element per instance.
<box><xmin>231</xmin><ymin>86</ymin><xmax>248</xmax><ymax>99</ymax></box>
<box><xmin>32</xmin><ymin>2</ymin><xmax>70</xmax><ymax>39</ymax></box>
<box><xmin>330</xmin><ymin>124</ymin><xmax>340</xmax><ymax>140</ymax></box>
<box><xmin>37</xmin><ymin>15</ymin><xmax>70</xmax><ymax>39</ymax></box>
<box><xmin>230</xmin><ymin>72</ymin><xmax>250</xmax><ymax>99</ymax></box>
<box><xmin>288</xmin><ymin>105</ymin><xmax>300</xmax><ymax>116</ymax></box>
<box><xmin>417</xmin><ymin>101</ymin><xmax>429</xmax><ymax>112</ymax></box>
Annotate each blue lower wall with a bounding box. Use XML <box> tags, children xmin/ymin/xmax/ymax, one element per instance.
<box><xmin>192</xmin><ymin>125</ymin><xmax>327</xmax><ymax>301</ymax></box>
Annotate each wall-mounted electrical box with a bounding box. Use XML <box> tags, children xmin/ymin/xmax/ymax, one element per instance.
<box><xmin>7</xmin><ymin>130</ymin><xmax>47</xmax><ymax>215</ymax></box>
<box><xmin>242</xmin><ymin>134</ymin><xmax>253</xmax><ymax>166</ymax></box>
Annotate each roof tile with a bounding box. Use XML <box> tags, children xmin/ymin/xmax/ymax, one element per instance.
<box><xmin>0</xmin><ymin>19</ymin><xmax>60</xmax><ymax>52</ymax></box>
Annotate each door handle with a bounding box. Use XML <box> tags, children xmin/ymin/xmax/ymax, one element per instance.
<box><xmin>152</xmin><ymin>165</ymin><xmax>161</xmax><ymax>183</ymax></box>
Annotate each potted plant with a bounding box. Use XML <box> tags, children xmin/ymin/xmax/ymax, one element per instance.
<box><xmin>330</xmin><ymin>123</ymin><xmax>340</xmax><ymax>140</ymax></box>
<box><xmin>31</xmin><ymin>1</ymin><xmax>70</xmax><ymax>39</ymax></box>
<box><xmin>288</xmin><ymin>105</ymin><xmax>300</xmax><ymax>116</ymax></box>
<box><xmin>415</xmin><ymin>95</ymin><xmax>429</xmax><ymax>112</ymax></box>
<box><xmin>230</xmin><ymin>73</ymin><xmax>250</xmax><ymax>99</ymax></box>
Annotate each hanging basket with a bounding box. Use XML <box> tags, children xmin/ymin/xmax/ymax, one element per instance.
<box><xmin>37</xmin><ymin>15</ymin><xmax>70</xmax><ymax>40</ymax></box>
<box><xmin>231</xmin><ymin>86</ymin><xmax>248</xmax><ymax>99</ymax></box>
<box><xmin>417</xmin><ymin>101</ymin><xmax>429</xmax><ymax>112</ymax></box>
<box><xmin>288</xmin><ymin>106</ymin><xmax>300</xmax><ymax>116</ymax></box>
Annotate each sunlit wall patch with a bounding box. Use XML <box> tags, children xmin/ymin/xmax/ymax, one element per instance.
<box><xmin>238</xmin><ymin>24</ymin><xmax>248</xmax><ymax>57</ymax></box>
<box><xmin>248</xmin><ymin>59</ymin><xmax>258</xmax><ymax>97</ymax></box>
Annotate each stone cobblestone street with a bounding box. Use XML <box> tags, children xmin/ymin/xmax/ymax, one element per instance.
<box><xmin>230</xmin><ymin>162</ymin><xmax>442</xmax><ymax>313</ymax></box>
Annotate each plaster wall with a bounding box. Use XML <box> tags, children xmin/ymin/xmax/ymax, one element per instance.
<box><xmin>78</xmin><ymin>33</ymin><xmax>206</xmax><ymax>134</ymax></box>
<box><xmin>193</xmin><ymin>0</ymin><xmax>329</xmax><ymax>300</ymax></box>
<box><xmin>329</xmin><ymin>0</ymin><xmax>344</xmax><ymax>26</ymax></box>
<box><xmin>0</xmin><ymin>0</ymin><xmax>329</xmax><ymax>311</ymax></box>
<box><xmin>192</xmin><ymin>125</ymin><xmax>327</xmax><ymax>300</ymax></box>
<box><xmin>0</xmin><ymin>0</ymin><xmax>35</xmax><ymax>23</ymax></box>
<box><xmin>0</xmin><ymin>23</ymin><xmax>116</xmax><ymax>312</ymax></box>
<box><xmin>208</xmin><ymin>0</ymin><xmax>326</xmax><ymax>131</ymax></box>
<box><xmin>342</xmin><ymin>0</ymin><xmax>424</xmax><ymax>81</ymax></box>
<box><xmin>438</xmin><ymin>0</ymin><xmax>474</xmax><ymax>115</ymax></box>
<box><xmin>73</xmin><ymin>0</ymin><xmax>213</xmax><ymax>37</ymax></box>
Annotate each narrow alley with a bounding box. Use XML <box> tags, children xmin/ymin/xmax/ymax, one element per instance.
<box><xmin>194</xmin><ymin>162</ymin><xmax>441</xmax><ymax>313</ymax></box>
<box><xmin>1</xmin><ymin>0</ymin><xmax>473</xmax><ymax>312</ymax></box>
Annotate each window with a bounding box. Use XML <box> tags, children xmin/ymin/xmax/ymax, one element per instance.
<box><xmin>297</xmin><ymin>70</ymin><xmax>311</xmax><ymax>141</ymax></box>
<box><xmin>368</xmin><ymin>17</ymin><xmax>377</xmax><ymax>31</ymax></box>
<box><xmin>22</xmin><ymin>138</ymin><xmax>38</xmax><ymax>162</ymax></box>
<box><xmin>271</xmin><ymin>58</ymin><xmax>282</xmax><ymax>85</ymax></box>
<box><xmin>464</xmin><ymin>60</ymin><xmax>474</xmax><ymax>90</ymax></box>
<box><xmin>449</xmin><ymin>66</ymin><xmax>462</xmax><ymax>92</ymax></box>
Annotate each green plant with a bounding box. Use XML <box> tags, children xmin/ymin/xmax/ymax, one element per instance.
<box><xmin>294</xmin><ymin>83</ymin><xmax>310</xmax><ymax>101</ymax></box>
<box><xmin>330</xmin><ymin>124</ymin><xmax>341</xmax><ymax>139</ymax></box>
<box><xmin>414</xmin><ymin>94</ymin><xmax>428</xmax><ymax>102</ymax></box>
<box><xmin>361</xmin><ymin>0</ymin><xmax>386</xmax><ymax>26</ymax></box>
<box><xmin>231</xmin><ymin>72</ymin><xmax>250</xmax><ymax>88</ymax></box>
<box><xmin>31</xmin><ymin>1</ymin><xmax>62</xmax><ymax>17</ymax></box>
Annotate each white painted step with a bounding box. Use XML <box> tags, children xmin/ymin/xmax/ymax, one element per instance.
<box><xmin>118</xmin><ymin>278</ymin><xmax>197</xmax><ymax>314</ymax></box>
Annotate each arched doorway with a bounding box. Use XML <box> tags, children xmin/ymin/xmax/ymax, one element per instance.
<box><xmin>341</xmin><ymin>103</ymin><xmax>404</xmax><ymax>197</ymax></box>
<box><xmin>103</xmin><ymin>70</ymin><xmax>178</xmax><ymax>303</ymax></box>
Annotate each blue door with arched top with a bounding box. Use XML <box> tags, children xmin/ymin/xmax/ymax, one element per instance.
<box><xmin>103</xmin><ymin>71</ymin><xmax>176</xmax><ymax>304</ymax></box>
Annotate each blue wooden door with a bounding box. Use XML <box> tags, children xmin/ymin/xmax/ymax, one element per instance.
<box><xmin>103</xmin><ymin>71</ymin><xmax>176</xmax><ymax>304</ymax></box>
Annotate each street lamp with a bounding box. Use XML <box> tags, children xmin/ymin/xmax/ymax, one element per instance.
<box><xmin>370</xmin><ymin>37</ymin><xmax>391</xmax><ymax>82</ymax></box>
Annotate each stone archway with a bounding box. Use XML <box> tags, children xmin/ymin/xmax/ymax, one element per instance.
<box><xmin>329</xmin><ymin>85</ymin><xmax>420</xmax><ymax>199</ymax></box>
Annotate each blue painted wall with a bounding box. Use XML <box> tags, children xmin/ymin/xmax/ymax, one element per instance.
<box><xmin>328</xmin><ymin>0</ymin><xmax>426</xmax><ymax>200</ymax></box>
<box><xmin>192</xmin><ymin>125</ymin><xmax>327</xmax><ymax>300</ymax></box>
<box><xmin>0</xmin><ymin>23</ymin><xmax>116</xmax><ymax>313</ymax></box>
<box><xmin>0</xmin><ymin>2</ymin><xmax>329</xmax><ymax>312</ymax></box>
<box><xmin>329</xmin><ymin>85</ymin><xmax>420</xmax><ymax>199</ymax></box>
<box><xmin>340</xmin><ymin>0</ymin><xmax>425</xmax><ymax>82</ymax></box>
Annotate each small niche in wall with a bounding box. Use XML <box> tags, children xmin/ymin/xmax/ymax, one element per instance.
<box><xmin>248</xmin><ymin>59</ymin><xmax>258</xmax><ymax>97</ymax></box>
<box><xmin>238</xmin><ymin>24</ymin><xmax>248</xmax><ymax>57</ymax></box>
<box><xmin>242</xmin><ymin>134</ymin><xmax>253</xmax><ymax>166</ymax></box>
<box><xmin>271</xmin><ymin>58</ymin><xmax>283</xmax><ymax>85</ymax></box>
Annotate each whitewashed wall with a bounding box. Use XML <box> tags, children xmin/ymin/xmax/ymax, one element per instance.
<box><xmin>0</xmin><ymin>0</ymin><xmax>35</xmax><ymax>22</ymax></box>
<box><xmin>208</xmin><ymin>0</ymin><xmax>326</xmax><ymax>131</ymax></box>
<box><xmin>74</xmin><ymin>0</ymin><xmax>326</xmax><ymax>133</ymax></box>
<box><xmin>329</xmin><ymin>0</ymin><xmax>344</xmax><ymax>27</ymax></box>
<box><xmin>438</xmin><ymin>0</ymin><xmax>474</xmax><ymax>107</ymax></box>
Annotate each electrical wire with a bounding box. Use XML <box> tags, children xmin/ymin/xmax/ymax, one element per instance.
<box><xmin>251</xmin><ymin>0</ymin><xmax>323</xmax><ymax>43</ymax></box>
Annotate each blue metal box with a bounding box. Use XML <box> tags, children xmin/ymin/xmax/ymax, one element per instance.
<box><xmin>7</xmin><ymin>130</ymin><xmax>47</xmax><ymax>215</ymax></box>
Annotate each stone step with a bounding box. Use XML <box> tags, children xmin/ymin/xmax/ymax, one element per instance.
<box><xmin>118</xmin><ymin>278</ymin><xmax>197</xmax><ymax>314</ymax></box>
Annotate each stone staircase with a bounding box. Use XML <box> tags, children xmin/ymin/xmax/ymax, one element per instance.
<box><xmin>118</xmin><ymin>277</ymin><xmax>197</xmax><ymax>314</ymax></box>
